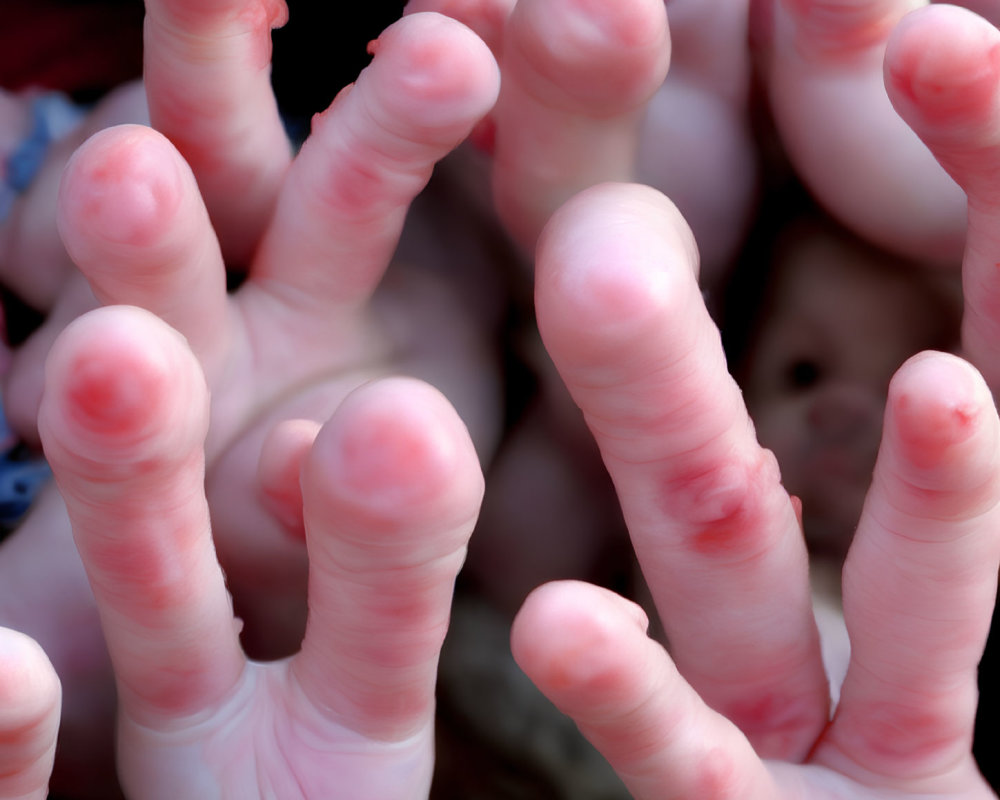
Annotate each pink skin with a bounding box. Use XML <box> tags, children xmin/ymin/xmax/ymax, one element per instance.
<box><xmin>143</xmin><ymin>0</ymin><xmax>293</xmax><ymax>267</ymax></box>
<box><xmin>409</xmin><ymin>0</ymin><xmax>757</xmax><ymax>284</ymax></box>
<box><xmin>884</xmin><ymin>4</ymin><xmax>1000</xmax><ymax>396</ymax></box>
<box><xmin>0</xmin><ymin>628</ymin><xmax>60</xmax><ymax>800</ymax></box>
<box><xmin>534</xmin><ymin>183</ymin><xmax>829</xmax><ymax>760</ymax></box>
<box><xmin>58</xmin><ymin>13</ymin><xmax>498</xmax><ymax>642</ymax></box>
<box><xmin>37</xmin><ymin>306</ymin><xmax>483</xmax><ymax>799</ymax></box>
<box><xmin>513</xmin><ymin>183</ymin><xmax>1000</xmax><ymax>799</ymax></box>
<box><xmin>0</xmin><ymin>11</ymin><xmax>500</xmax><ymax>795</ymax></box>
<box><xmin>489</xmin><ymin>0</ymin><xmax>670</xmax><ymax>252</ymax></box>
<box><xmin>408</xmin><ymin>0</ymin><xmax>758</xmax><ymax>617</ymax></box>
<box><xmin>759</xmin><ymin>0</ymin><xmax>968</xmax><ymax>267</ymax></box>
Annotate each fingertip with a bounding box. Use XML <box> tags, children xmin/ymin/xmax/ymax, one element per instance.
<box><xmin>292</xmin><ymin>378</ymin><xmax>483</xmax><ymax>741</ymax></box>
<box><xmin>512</xmin><ymin>581</ymin><xmax>650</xmax><ymax>710</ymax></box>
<box><xmin>40</xmin><ymin>306</ymin><xmax>207</xmax><ymax>464</ymax></box>
<box><xmin>306</xmin><ymin>378</ymin><xmax>484</xmax><ymax>526</ymax></box>
<box><xmin>513</xmin><ymin>583</ymin><xmax>774</xmax><ymax>797</ymax></box>
<box><xmin>536</xmin><ymin>183</ymin><xmax>698</xmax><ymax>363</ymax></box>
<box><xmin>507</xmin><ymin>0</ymin><xmax>669</xmax><ymax>113</ymax></box>
<box><xmin>885</xmin><ymin>5</ymin><xmax>1000</xmax><ymax>128</ymax></box>
<box><xmin>355</xmin><ymin>12</ymin><xmax>500</xmax><ymax>140</ymax></box>
<box><xmin>887</xmin><ymin>351</ymin><xmax>991</xmax><ymax>470</ymax></box>
<box><xmin>873</xmin><ymin>351</ymin><xmax>1000</xmax><ymax>522</ymax></box>
<box><xmin>58</xmin><ymin>125</ymin><xmax>188</xmax><ymax>252</ymax></box>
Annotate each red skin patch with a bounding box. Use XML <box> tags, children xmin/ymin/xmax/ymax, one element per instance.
<box><xmin>692</xmin><ymin>747</ymin><xmax>741</xmax><ymax>800</ymax></box>
<box><xmin>660</xmin><ymin>453</ymin><xmax>783</xmax><ymax>558</ymax></box>
<box><xmin>78</xmin><ymin>136</ymin><xmax>181</xmax><ymax>248</ymax></box>
<box><xmin>887</xmin><ymin>41</ymin><xmax>1000</xmax><ymax>124</ymax></box>
<box><xmin>237</xmin><ymin>0</ymin><xmax>289</xmax><ymax>69</ymax></box>
<box><xmin>260</xmin><ymin>484</ymin><xmax>306</xmax><ymax>542</ymax></box>
<box><xmin>315</xmin><ymin>145</ymin><xmax>391</xmax><ymax>220</ymax></box>
<box><xmin>130</xmin><ymin>649</ymin><xmax>229</xmax><ymax>716</ymax></box>
<box><xmin>65</xmin><ymin>353</ymin><xmax>161</xmax><ymax>436</ymax></box>
<box><xmin>308</xmin><ymin>85</ymin><xmax>405</xmax><ymax>223</ymax></box>
<box><xmin>836</xmin><ymin>700</ymin><xmax>960</xmax><ymax>767</ymax></box>
<box><xmin>340</xmin><ymin>422</ymin><xmax>432</xmax><ymax>497</ymax></box>
<box><xmin>543</xmin><ymin>647</ymin><xmax>623</xmax><ymax>697</ymax></box>
<box><xmin>725</xmin><ymin>691</ymin><xmax>824</xmax><ymax>758</ymax></box>
<box><xmin>894</xmin><ymin>391</ymin><xmax>976</xmax><ymax>471</ymax></box>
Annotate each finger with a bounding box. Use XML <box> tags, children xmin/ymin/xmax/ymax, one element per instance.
<box><xmin>37</xmin><ymin>306</ymin><xmax>244</xmax><ymax>724</ymax></box>
<box><xmin>814</xmin><ymin>353</ymin><xmax>1000</xmax><ymax>790</ymax></box>
<box><xmin>491</xmin><ymin>0</ymin><xmax>669</xmax><ymax>252</ymax></box>
<box><xmin>291</xmin><ymin>377</ymin><xmax>484</xmax><ymax>740</ymax></box>
<box><xmin>536</xmin><ymin>183</ymin><xmax>829</xmax><ymax>759</ymax></box>
<box><xmin>143</xmin><ymin>0</ymin><xmax>293</xmax><ymax>265</ymax></box>
<box><xmin>256</xmin><ymin>418</ymin><xmax>321</xmax><ymax>541</ymax></box>
<box><xmin>249</xmin><ymin>13</ymin><xmax>499</xmax><ymax>314</ymax></box>
<box><xmin>764</xmin><ymin>0</ymin><xmax>966</xmax><ymax>266</ymax></box>
<box><xmin>512</xmin><ymin>581</ymin><xmax>778</xmax><ymax>800</ymax></box>
<box><xmin>884</xmin><ymin>5</ymin><xmax>1000</xmax><ymax>393</ymax></box>
<box><xmin>57</xmin><ymin>125</ymin><xmax>231</xmax><ymax>375</ymax></box>
<box><xmin>0</xmin><ymin>629</ymin><xmax>60</xmax><ymax>800</ymax></box>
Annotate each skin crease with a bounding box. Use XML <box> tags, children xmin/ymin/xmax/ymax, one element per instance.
<box><xmin>418</xmin><ymin>0</ymin><xmax>760</xmax><ymax>635</ymax></box>
<box><xmin>413</xmin><ymin>0</ymin><xmax>758</xmax><ymax>286</ymax></box>
<box><xmin>0</xmin><ymin>627</ymin><xmax>60</xmax><ymax>800</ymax></box>
<box><xmin>1</xmin><ymin>9</ymin><xmax>502</xmax><ymax>797</ymax></box>
<box><xmin>514</xmin><ymin>183</ymin><xmax>1000</xmax><ymax>800</ymax></box>
<box><xmin>5</xmin><ymin>1</ymin><xmax>996</xmax><ymax>797</ymax></box>
<box><xmin>142</xmin><ymin>0</ymin><xmax>293</xmax><ymax>266</ymax></box>
<box><xmin>533</xmin><ymin>183</ymin><xmax>830</xmax><ymax>762</ymax></box>
<box><xmin>37</xmin><ymin>306</ymin><xmax>485</xmax><ymax>800</ymax></box>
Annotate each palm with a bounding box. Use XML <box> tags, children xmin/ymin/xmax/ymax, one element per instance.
<box><xmin>116</xmin><ymin>662</ymin><xmax>435</xmax><ymax>799</ymax></box>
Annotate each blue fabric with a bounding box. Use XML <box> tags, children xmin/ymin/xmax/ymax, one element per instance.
<box><xmin>0</xmin><ymin>399</ymin><xmax>49</xmax><ymax>531</ymax></box>
<box><xmin>2</xmin><ymin>91</ymin><xmax>85</xmax><ymax>222</ymax></box>
<box><xmin>0</xmin><ymin>93</ymin><xmax>77</xmax><ymax>531</ymax></box>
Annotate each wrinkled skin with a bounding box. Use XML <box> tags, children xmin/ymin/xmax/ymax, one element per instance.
<box><xmin>1</xmin><ymin>8</ymin><xmax>502</xmax><ymax>795</ymax></box>
<box><xmin>513</xmin><ymin>182</ymin><xmax>999</xmax><ymax>800</ymax></box>
<box><xmin>37</xmin><ymin>306</ymin><xmax>483</xmax><ymax>799</ymax></box>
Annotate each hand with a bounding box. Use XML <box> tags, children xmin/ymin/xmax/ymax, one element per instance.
<box><xmin>54</xmin><ymin>10</ymin><xmax>498</xmax><ymax>650</ymax></box>
<box><xmin>1</xmin><ymin>7</ymin><xmax>500</xmax><ymax>795</ymax></box>
<box><xmin>511</xmin><ymin>183</ymin><xmax>999</xmax><ymax>798</ymax></box>
<box><xmin>513</xmin><ymin>186</ymin><xmax>1000</xmax><ymax>798</ymax></box>
<box><xmin>38</xmin><ymin>305</ymin><xmax>483</xmax><ymax>799</ymax></box>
